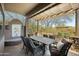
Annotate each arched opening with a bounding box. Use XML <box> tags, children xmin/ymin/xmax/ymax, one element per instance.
<box><xmin>9</xmin><ymin>19</ymin><xmax>23</xmax><ymax>38</ymax></box>
<box><xmin>5</xmin><ymin>19</ymin><xmax>23</xmax><ymax>46</ymax></box>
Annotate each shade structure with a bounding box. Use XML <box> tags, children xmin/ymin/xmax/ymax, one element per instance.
<box><xmin>30</xmin><ymin>3</ymin><xmax>79</xmax><ymax>21</ymax></box>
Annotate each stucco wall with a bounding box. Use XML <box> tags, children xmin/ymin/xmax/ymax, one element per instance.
<box><xmin>5</xmin><ymin>19</ymin><xmax>24</xmax><ymax>40</ymax></box>
<box><xmin>5</xmin><ymin>26</ymin><xmax>12</xmax><ymax>40</ymax></box>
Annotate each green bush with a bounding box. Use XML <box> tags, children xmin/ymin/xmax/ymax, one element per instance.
<box><xmin>58</xmin><ymin>32</ymin><xmax>70</xmax><ymax>38</ymax></box>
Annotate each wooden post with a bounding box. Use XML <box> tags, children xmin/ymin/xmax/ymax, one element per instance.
<box><xmin>75</xmin><ymin>10</ymin><xmax>77</xmax><ymax>36</ymax></box>
<box><xmin>36</xmin><ymin>20</ymin><xmax>39</xmax><ymax>36</ymax></box>
<box><xmin>75</xmin><ymin>9</ymin><xmax>79</xmax><ymax>36</ymax></box>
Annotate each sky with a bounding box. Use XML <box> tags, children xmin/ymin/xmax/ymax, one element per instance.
<box><xmin>65</xmin><ymin>14</ymin><xmax>75</xmax><ymax>27</ymax></box>
<box><xmin>66</xmin><ymin>18</ymin><xmax>75</xmax><ymax>27</ymax></box>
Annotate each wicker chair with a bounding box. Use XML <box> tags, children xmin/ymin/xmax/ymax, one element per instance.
<box><xmin>21</xmin><ymin>36</ymin><xmax>45</xmax><ymax>56</ymax></box>
<box><xmin>49</xmin><ymin>39</ymin><xmax>72</xmax><ymax>56</ymax></box>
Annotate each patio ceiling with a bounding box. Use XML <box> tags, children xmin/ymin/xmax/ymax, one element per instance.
<box><xmin>0</xmin><ymin>3</ymin><xmax>79</xmax><ymax>20</ymax></box>
<box><xmin>30</xmin><ymin>3</ymin><xmax>79</xmax><ymax>20</ymax></box>
<box><xmin>4</xmin><ymin>3</ymin><xmax>38</xmax><ymax>15</ymax></box>
<box><xmin>0</xmin><ymin>3</ymin><xmax>52</xmax><ymax>16</ymax></box>
<box><xmin>0</xmin><ymin>3</ymin><xmax>53</xmax><ymax>24</ymax></box>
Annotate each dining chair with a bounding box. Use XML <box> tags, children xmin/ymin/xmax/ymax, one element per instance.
<box><xmin>59</xmin><ymin>39</ymin><xmax>72</xmax><ymax>56</ymax></box>
<box><xmin>21</xmin><ymin>36</ymin><xmax>26</xmax><ymax>49</ymax></box>
<box><xmin>21</xmin><ymin>36</ymin><xmax>45</xmax><ymax>56</ymax></box>
<box><xmin>49</xmin><ymin>39</ymin><xmax>72</xmax><ymax>56</ymax></box>
<box><xmin>49</xmin><ymin>35</ymin><xmax>55</xmax><ymax>39</ymax></box>
<box><xmin>43</xmin><ymin>34</ymin><xmax>48</xmax><ymax>37</ymax></box>
<box><xmin>21</xmin><ymin>36</ymin><xmax>30</xmax><ymax>55</ymax></box>
<box><xmin>28</xmin><ymin>38</ymin><xmax>45</xmax><ymax>56</ymax></box>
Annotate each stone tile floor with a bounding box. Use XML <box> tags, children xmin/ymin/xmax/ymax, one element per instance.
<box><xmin>0</xmin><ymin>42</ymin><xmax>79</xmax><ymax>56</ymax></box>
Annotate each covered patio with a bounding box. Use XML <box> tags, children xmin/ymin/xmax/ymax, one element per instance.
<box><xmin>0</xmin><ymin>3</ymin><xmax>79</xmax><ymax>56</ymax></box>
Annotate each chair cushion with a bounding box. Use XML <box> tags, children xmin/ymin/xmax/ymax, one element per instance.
<box><xmin>57</xmin><ymin>41</ymin><xmax>64</xmax><ymax>50</ymax></box>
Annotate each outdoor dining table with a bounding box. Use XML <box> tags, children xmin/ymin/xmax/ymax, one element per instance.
<box><xmin>30</xmin><ymin>35</ymin><xmax>56</xmax><ymax>56</ymax></box>
<box><xmin>30</xmin><ymin>36</ymin><xmax>55</xmax><ymax>45</ymax></box>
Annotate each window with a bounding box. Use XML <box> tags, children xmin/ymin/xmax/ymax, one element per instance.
<box><xmin>12</xmin><ymin>24</ymin><xmax>21</xmax><ymax>37</ymax></box>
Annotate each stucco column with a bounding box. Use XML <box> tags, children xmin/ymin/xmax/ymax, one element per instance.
<box><xmin>0</xmin><ymin>4</ymin><xmax>5</xmax><ymax>53</ymax></box>
<box><xmin>24</xmin><ymin>18</ymin><xmax>29</xmax><ymax>37</ymax></box>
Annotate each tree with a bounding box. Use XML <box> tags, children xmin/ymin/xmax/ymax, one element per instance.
<box><xmin>50</xmin><ymin>14</ymin><xmax>74</xmax><ymax>27</ymax></box>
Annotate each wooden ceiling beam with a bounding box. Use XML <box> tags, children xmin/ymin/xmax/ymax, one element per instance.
<box><xmin>28</xmin><ymin>3</ymin><xmax>61</xmax><ymax>19</ymax></box>
<box><xmin>26</xmin><ymin>3</ymin><xmax>50</xmax><ymax>16</ymax></box>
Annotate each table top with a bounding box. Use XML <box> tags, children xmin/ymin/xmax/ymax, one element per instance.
<box><xmin>30</xmin><ymin>36</ymin><xmax>55</xmax><ymax>45</ymax></box>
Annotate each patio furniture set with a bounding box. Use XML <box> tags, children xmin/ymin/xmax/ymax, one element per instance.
<box><xmin>21</xmin><ymin>36</ymin><xmax>72</xmax><ymax>56</ymax></box>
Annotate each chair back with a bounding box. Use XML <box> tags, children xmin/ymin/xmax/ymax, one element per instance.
<box><xmin>21</xmin><ymin>36</ymin><xmax>34</xmax><ymax>52</ymax></box>
<box><xmin>43</xmin><ymin>34</ymin><xmax>48</xmax><ymax>37</ymax></box>
<box><xmin>21</xmin><ymin>36</ymin><xmax>45</xmax><ymax>55</ymax></box>
<box><xmin>21</xmin><ymin>36</ymin><xmax>27</xmax><ymax>46</ymax></box>
<box><xmin>25</xmin><ymin>37</ymin><xmax>35</xmax><ymax>52</ymax></box>
<box><xmin>49</xmin><ymin>35</ymin><xmax>55</xmax><ymax>39</ymax></box>
<box><xmin>59</xmin><ymin>40</ymin><xmax>72</xmax><ymax>56</ymax></box>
